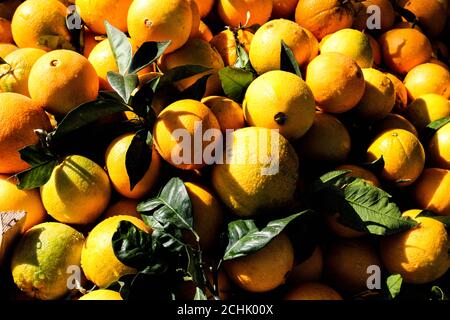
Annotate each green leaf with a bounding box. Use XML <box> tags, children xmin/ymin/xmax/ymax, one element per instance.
<box><xmin>107</xmin><ymin>72</ymin><xmax>139</xmax><ymax>104</ymax></box>
<box><xmin>177</xmin><ymin>74</ymin><xmax>210</xmax><ymax>101</ymax></box>
<box><xmin>431</xmin><ymin>286</ymin><xmax>448</xmax><ymax>300</ymax></box>
<box><xmin>129</xmin><ymin>76</ymin><xmax>160</xmax><ymax>120</ymax></box>
<box><xmin>125</xmin><ymin>129</ymin><xmax>153</xmax><ymax>191</ymax></box>
<box><xmin>138</xmin><ymin>177</ymin><xmax>193</xmax><ymax>230</ymax></box>
<box><xmin>14</xmin><ymin>160</ymin><xmax>58</xmax><ymax>190</ymax></box>
<box><xmin>223</xmin><ymin>212</ymin><xmax>307</xmax><ymax>261</ymax></box>
<box><xmin>194</xmin><ymin>287</ymin><xmax>208</xmax><ymax>300</ymax></box>
<box><xmin>421</xmin><ymin>116</ymin><xmax>450</xmax><ymax>143</ymax></box>
<box><xmin>280</xmin><ymin>40</ymin><xmax>302</xmax><ymax>77</ymax></box>
<box><xmin>128</xmin><ymin>41</ymin><xmax>171</xmax><ymax>74</ymax></box>
<box><xmin>219</xmin><ymin>66</ymin><xmax>255</xmax><ymax>102</ymax></box>
<box><xmin>386</xmin><ymin>274</ymin><xmax>403</xmax><ymax>299</ymax></box>
<box><xmin>105</xmin><ymin>20</ymin><xmax>133</xmax><ymax>75</ymax></box>
<box><xmin>416</xmin><ymin>210</ymin><xmax>450</xmax><ymax>228</ymax></box>
<box><xmin>157</xmin><ymin>65</ymin><xmax>212</xmax><ymax>88</ymax></box>
<box><xmin>97</xmin><ymin>91</ymin><xmax>123</xmax><ymax>101</ymax></box>
<box><xmin>18</xmin><ymin>144</ymin><xmax>55</xmax><ymax>167</ymax></box>
<box><xmin>233</xmin><ymin>43</ymin><xmax>251</xmax><ymax>70</ymax></box>
<box><xmin>112</xmin><ymin>220</ymin><xmax>154</xmax><ymax>269</ymax></box>
<box><xmin>309</xmin><ymin>170</ymin><xmax>353</xmax><ymax>194</ymax></box>
<box><xmin>52</xmin><ymin>99</ymin><xmax>130</xmax><ymax>141</ymax></box>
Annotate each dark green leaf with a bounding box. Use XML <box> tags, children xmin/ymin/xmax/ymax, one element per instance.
<box><xmin>138</xmin><ymin>177</ymin><xmax>193</xmax><ymax>230</ymax></box>
<box><xmin>157</xmin><ymin>65</ymin><xmax>211</xmax><ymax>88</ymax></box>
<box><xmin>416</xmin><ymin>210</ymin><xmax>450</xmax><ymax>228</ymax></box>
<box><xmin>112</xmin><ymin>220</ymin><xmax>153</xmax><ymax>269</ymax></box>
<box><xmin>52</xmin><ymin>99</ymin><xmax>130</xmax><ymax>141</ymax></box>
<box><xmin>309</xmin><ymin>170</ymin><xmax>353</xmax><ymax>194</ymax></box>
<box><xmin>14</xmin><ymin>160</ymin><xmax>58</xmax><ymax>190</ymax></box>
<box><xmin>386</xmin><ymin>274</ymin><xmax>402</xmax><ymax>299</ymax></box>
<box><xmin>105</xmin><ymin>20</ymin><xmax>133</xmax><ymax>75</ymax></box>
<box><xmin>280</xmin><ymin>40</ymin><xmax>302</xmax><ymax>77</ymax></box>
<box><xmin>128</xmin><ymin>41</ymin><xmax>171</xmax><ymax>74</ymax></box>
<box><xmin>219</xmin><ymin>66</ymin><xmax>255</xmax><ymax>102</ymax></box>
<box><xmin>107</xmin><ymin>72</ymin><xmax>139</xmax><ymax>104</ymax></box>
<box><xmin>125</xmin><ymin>130</ymin><xmax>153</xmax><ymax>191</ymax></box>
<box><xmin>396</xmin><ymin>6</ymin><xmax>419</xmax><ymax>24</ymax></box>
<box><xmin>421</xmin><ymin>116</ymin><xmax>450</xmax><ymax>143</ymax></box>
<box><xmin>19</xmin><ymin>144</ymin><xmax>55</xmax><ymax>167</ymax></box>
<box><xmin>97</xmin><ymin>91</ymin><xmax>123</xmax><ymax>101</ymax></box>
<box><xmin>177</xmin><ymin>74</ymin><xmax>210</xmax><ymax>101</ymax></box>
<box><xmin>224</xmin><ymin>212</ymin><xmax>307</xmax><ymax>260</ymax></box>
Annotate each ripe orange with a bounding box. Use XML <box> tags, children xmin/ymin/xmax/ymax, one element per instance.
<box><xmin>201</xmin><ymin>96</ymin><xmax>245</xmax><ymax>131</ymax></box>
<box><xmin>0</xmin><ymin>18</ymin><xmax>12</xmax><ymax>43</ymax></box>
<box><xmin>284</xmin><ymin>282</ymin><xmax>343</xmax><ymax>300</ymax></box>
<box><xmin>82</xmin><ymin>29</ymin><xmax>104</xmax><ymax>58</ymax></box>
<box><xmin>272</xmin><ymin>0</ymin><xmax>299</xmax><ymax>19</ymax></box>
<box><xmin>367</xmin><ymin>129</ymin><xmax>425</xmax><ymax>186</ymax></box>
<box><xmin>210</xmin><ymin>29</ymin><xmax>253</xmax><ymax>66</ymax></box>
<box><xmin>385</xmin><ymin>73</ymin><xmax>408</xmax><ymax>112</ymax></box>
<box><xmin>295</xmin><ymin>0</ymin><xmax>353</xmax><ymax>40</ymax></box>
<box><xmin>414</xmin><ymin>168</ymin><xmax>450</xmax><ymax>216</ymax></box>
<box><xmin>0</xmin><ymin>43</ymin><xmax>17</xmax><ymax>58</ymax></box>
<box><xmin>0</xmin><ymin>175</ymin><xmax>46</xmax><ymax>232</ymax></box>
<box><xmin>191</xmin><ymin>20</ymin><xmax>213</xmax><ymax>42</ymax></box>
<box><xmin>305</xmin><ymin>53</ymin><xmax>365</xmax><ymax>114</ymax></box>
<box><xmin>217</xmin><ymin>0</ymin><xmax>273</xmax><ymax>28</ymax></box>
<box><xmin>367</xmin><ymin>34</ymin><xmax>382</xmax><ymax>66</ymax></box>
<box><xmin>11</xmin><ymin>0</ymin><xmax>72</xmax><ymax>51</ymax></box>
<box><xmin>0</xmin><ymin>93</ymin><xmax>51</xmax><ymax>174</ymax></box>
<box><xmin>224</xmin><ymin>233</ymin><xmax>294</xmax><ymax>292</ymax></box>
<box><xmin>75</xmin><ymin>0</ymin><xmax>133</xmax><ymax>35</ymax></box>
<box><xmin>127</xmin><ymin>0</ymin><xmax>193</xmax><ymax>53</ymax></box>
<box><xmin>153</xmin><ymin>99</ymin><xmax>221</xmax><ymax>170</ymax></box>
<box><xmin>353</xmin><ymin>0</ymin><xmax>395</xmax><ymax>32</ymax></box>
<box><xmin>398</xmin><ymin>0</ymin><xmax>448</xmax><ymax>37</ymax></box>
<box><xmin>28</xmin><ymin>50</ymin><xmax>99</xmax><ymax>115</ymax></box>
<box><xmin>288</xmin><ymin>246</ymin><xmax>323</xmax><ymax>284</ymax></box>
<box><xmin>296</xmin><ymin>111</ymin><xmax>351</xmax><ymax>164</ymax></box>
<box><xmin>336</xmin><ymin>164</ymin><xmax>380</xmax><ymax>187</ymax></box>
<box><xmin>374</xmin><ymin>113</ymin><xmax>418</xmax><ymax>137</ymax></box>
<box><xmin>428</xmin><ymin>122</ymin><xmax>450</xmax><ymax>170</ymax></box>
<box><xmin>403</xmin><ymin>63</ymin><xmax>450</xmax><ymax>100</ymax></box>
<box><xmin>249</xmin><ymin>19</ymin><xmax>312</xmax><ymax>74</ymax></box>
<box><xmin>379</xmin><ymin>28</ymin><xmax>432</xmax><ymax>75</ymax></box>
<box><xmin>105</xmin><ymin>133</ymin><xmax>162</xmax><ymax>200</ymax></box>
<box><xmin>194</xmin><ymin>0</ymin><xmax>214</xmax><ymax>18</ymax></box>
<box><xmin>103</xmin><ymin>198</ymin><xmax>141</xmax><ymax>220</ymax></box>
<box><xmin>406</xmin><ymin>94</ymin><xmax>450</xmax><ymax>131</ymax></box>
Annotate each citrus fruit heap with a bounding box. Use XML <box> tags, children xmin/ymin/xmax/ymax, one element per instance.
<box><xmin>0</xmin><ymin>0</ymin><xmax>449</xmax><ymax>302</ymax></box>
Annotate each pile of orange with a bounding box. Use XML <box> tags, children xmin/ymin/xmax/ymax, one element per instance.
<box><xmin>0</xmin><ymin>0</ymin><xmax>449</xmax><ymax>302</ymax></box>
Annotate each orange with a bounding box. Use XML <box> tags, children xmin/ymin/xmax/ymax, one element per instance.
<box><xmin>0</xmin><ymin>93</ymin><xmax>51</xmax><ymax>174</ymax></box>
<box><xmin>249</xmin><ymin>19</ymin><xmax>312</xmax><ymax>75</ymax></box>
<box><xmin>0</xmin><ymin>175</ymin><xmax>46</xmax><ymax>233</ymax></box>
<box><xmin>385</xmin><ymin>73</ymin><xmax>408</xmax><ymax>112</ymax></box>
<box><xmin>158</xmin><ymin>38</ymin><xmax>224</xmax><ymax>96</ymax></box>
<box><xmin>11</xmin><ymin>0</ymin><xmax>72</xmax><ymax>51</ymax></box>
<box><xmin>82</xmin><ymin>29</ymin><xmax>104</xmax><ymax>58</ymax></box>
<box><xmin>374</xmin><ymin>113</ymin><xmax>418</xmax><ymax>137</ymax></box>
<box><xmin>0</xmin><ymin>43</ymin><xmax>17</xmax><ymax>58</ymax></box>
<box><xmin>0</xmin><ymin>48</ymin><xmax>46</xmax><ymax>96</ymax></box>
<box><xmin>414</xmin><ymin>168</ymin><xmax>450</xmax><ymax>216</ymax></box>
<box><xmin>379</xmin><ymin>28</ymin><xmax>432</xmax><ymax>75</ymax></box>
<box><xmin>224</xmin><ymin>233</ymin><xmax>294</xmax><ymax>292</ymax></box>
<box><xmin>127</xmin><ymin>0</ymin><xmax>193</xmax><ymax>53</ymax></box>
<box><xmin>367</xmin><ymin>129</ymin><xmax>425</xmax><ymax>186</ymax></box>
<box><xmin>428</xmin><ymin>58</ymin><xmax>449</xmax><ymax>70</ymax></box>
<box><xmin>194</xmin><ymin>0</ymin><xmax>214</xmax><ymax>18</ymax></box>
<box><xmin>243</xmin><ymin>70</ymin><xmax>316</xmax><ymax>140</ymax></box>
<box><xmin>28</xmin><ymin>50</ymin><xmax>99</xmax><ymax>115</ymax></box>
<box><xmin>153</xmin><ymin>99</ymin><xmax>221</xmax><ymax>170</ymax></box>
<box><xmin>184</xmin><ymin>182</ymin><xmax>224</xmax><ymax>252</ymax></box>
<box><xmin>305</xmin><ymin>53</ymin><xmax>365</xmax><ymax>114</ymax></box>
<box><xmin>304</xmin><ymin>28</ymin><xmax>319</xmax><ymax>63</ymax></box>
<box><xmin>188</xmin><ymin>0</ymin><xmax>201</xmax><ymax>40</ymax></box>
<box><xmin>336</xmin><ymin>164</ymin><xmax>380</xmax><ymax>186</ymax></box>
<box><xmin>284</xmin><ymin>282</ymin><xmax>343</xmax><ymax>300</ymax></box>
<box><xmin>428</xmin><ymin>122</ymin><xmax>450</xmax><ymax>169</ymax></box>
<box><xmin>79</xmin><ymin>290</ymin><xmax>123</xmax><ymax>300</ymax></box>
<box><xmin>404</xmin><ymin>63</ymin><xmax>450</xmax><ymax>100</ymax></box>
<box><xmin>88</xmin><ymin>38</ymin><xmax>139</xmax><ymax>90</ymax></box>
<box><xmin>295</xmin><ymin>0</ymin><xmax>353</xmax><ymax>40</ymax></box>
<box><xmin>325</xmin><ymin>239</ymin><xmax>381</xmax><ymax>294</ymax></box>
<box><xmin>191</xmin><ymin>20</ymin><xmax>213</xmax><ymax>42</ymax></box>
<box><xmin>353</xmin><ymin>68</ymin><xmax>395</xmax><ymax>120</ymax></box>
<box><xmin>217</xmin><ymin>0</ymin><xmax>273</xmax><ymax>28</ymax></box>
<box><xmin>201</xmin><ymin>96</ymin><xmax>245</xmax><ymax>131</ymax></box>
<box><xmin>105</xmin><ymin>133</ymin><xmax>162</xmax><ymax>200</ymax></box>
<box><xmin>0</xmin><ymin>18</ymin><xmax>12</xmax><ymax>43</ymax></box>
<box><xmin>296</xmin><ymin>111</ymin><xmax>351</xmax><ymax>164</ymax></box>
<box><xmin>394</xmin><ymin>20</ymin><xmax>423</xmax><ymax>31</ymax></box>
<box><xmin>398</xmin><ymin>0</ymin><xmax>448</xmax><ymax>37</ymax></box>
<box><xmin>75</xmin><ymin>0</ymin><xmax>133</xmax><ymax>35</ymax></box>
<box><xmin>406</xmin><ymin>94</ymin><xmax>450</xmax><ymax>131</ymax></box>
<box><xmin>288</xmin><ymin>246</ymin><xmax>323</xmax><ymax>284</ymax></box>
<box><xmin>103</xmin><ymin>198</ymin><xmax>141</xmax><ymax>220</ymax></box>
<box><xmin>380</xmin><ymin>210</ymin><xmax>450</xmax><ymax>284</ymax></box>
<box><xmin>272</xmin><ymin>0</ymin><xmax>299</xmax><ymax>18</ymax></box>
<box><xmin>367</xmin><ymin>34</ymin><xmax>382</xmax><ymax>66</ymax></box>
<box><xmin>210</xmin><ymin>29</ymin><xmax>253</xmax><ymax>66</ymax></box>
<box><xmin>353</xmin><ymin>0</ymin><xmax>395</xmax><ymax>32</ymax></box>
<box><xmin>325</xmin><ymin>213</ymin><xmax>367</xmax><ymax>238</ymax></box>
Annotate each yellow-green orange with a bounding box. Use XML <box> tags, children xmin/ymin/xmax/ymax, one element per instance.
<box><xmin>79</xmin><ymin>290</ymin><xmax>123</xmax><ymax>300</ymax></box>
<box><xmin>406</xmin><ymin>94</ymin><xmax>450</xmax><ymax>131</ymax></box>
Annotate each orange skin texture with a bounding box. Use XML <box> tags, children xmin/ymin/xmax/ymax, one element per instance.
<box><xmin>191</xmin><ymin>20</ymin><xmax>213</xmax><ymax>42</ymax></box>
<box><xmin>367</xmin><ymin>129</ymin><xmax>425</xmax><ymax>186</ymax></box>
<box><xmin>404</xmin><ymin>63</ymin><xmax>450</xmax><ymax>100</ymax></box>
<box><xmin>428</xmin><ymin>122</ymin><xmax>450</xmax><ymax>170</ymax></box>
<box><xmin>367</xmin><ymin>34</ymin><xmax>382</xmax><ymax>66</ymax></box>
<box><xmin>284</xmin><ymin>282</ymin><xmax>343</xmax><ymax>300</ymax></box>
<box><xmin>374</xmin><ymin>113</ymin><xmax>418</xmax><ymax>138</ymax></box>
<box><xmin>103</xmin><ymin>198</ymin><xmax>141</xmax><ymax>220</ymax></box>
<box><xmin>385</xmin><ymin>73</ymin><xmax>408</xmax><ymax>112</ymax></box>
<box><xmin>295</xmin><ymin>0</ymin><xmax>353</xmax><ymax>40</ymax></box>
<box><xmin>201</xmin><ymin>96</ymin><xmax>245</xmax><ymax>131</ymax></box>
<box><xmin>225</xmin><ymin>233</ymin><xmax>294</xmax><ymax>293</ymax></box>
<box><xmin>272</xmin><ymin>0</ymin><xmax>299</xmax><ymax>19</ymax></box>
<box><xmin>306</xmin><ymin>53</ymin><xmax>365</xmax><ymax>114</ymax></box>
<box><xmin>210</xmin><ymin>29</ymin><xmax>253</xmax><ymax>66</ymax></box>
<box><xmin>405</xmin><ymin>93</ymin><xmax>450</xmax><ymax>131</ymax></box>
<box><xmin>414</xmin><ymin>168</ymin><xmax>450</xmax><ymax>216</ymax></box>
<box><xmin>28</xmin><ymin>50</ymin><xmax>99</xmax><ymax>115</ymax></box>
<box><xmin>379</xmin><ymin>28</ymin><xmax>432</xmax><ymax>75</ymax></box>
<box><xmin>188</xmin><ymin>0</ymin><xmax>201</xmax><ymax>39</ymax></box>
<box><xmin>398</xmin><ymin>0</ymin><xmax>448</xmax><ymax>37</ymax></box>
<box><xmin>0</xmin><ymin>93</ymin><xmax>51</xmax><ymax>174</ymax></box>
<box><xmin>217</xmin><ymin>0</ymin><xmax>273</xmax><ymax>28</ymax></box>
<box><xmin>0</xmin><ymin>43</ymin><xmax>17</xmax><ymax>58</ymax></box>
<box><xmin>0</xmin><ymin>18</ymin><xmax>13</xmax><ymax>43</ymax></box>
<box><xmin>289</xmin><ymin>246</ymin><xmax>323</xmax><ymax>284</ymax></box>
